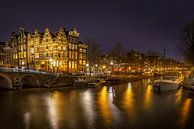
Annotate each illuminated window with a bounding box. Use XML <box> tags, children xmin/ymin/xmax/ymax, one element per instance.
<box><xmin>69</xmin><ymin>51</ymin><xmax>71</xmax><ymax>58</ymax></box>
<box><xmin>72</xmin><ymin>61</ymin><xmax>74</xmax><ymax>69</ymax></box>
<box><xmin>31</xmin><ymin>48</ymin><xmax>34</xmax><ymax>53</ymax></box>
<box><xmin>21</xmin><ymin>46</ymin><xmax>23</xmax><ymax>51</ymax></box>
<box><xmin>79</xmin><ymin>60</ymin><xmax>82</xmax><ymax>65</ymax></box>
<box><xmin>83</xmin><ymin>60</ymin><xmax>86</xmax><ymax>65</ymax></box>
<box><xmin>35</xmin><ymin>53</ymin><xmax>39</xmax><ymax>58</ymax></box>
<box><xmin>24</xmin><ymin>51</ymin><xmax>26</xmax><ymax>58</ymax></box>
<box><xmin>23</xmin><ymin>45</ymin><xmax>26</xmax><ymax>51</ymax></box>
<box><xmin>69</xmin><ymin>62</ymin><xmax>71</xmax><ymax>68</ymax></box>
<box><xmin>75</xmin><ymin>52</ymin><xmax>77</xmax><ymax>59</ymax></box>
<box><xmin>75</xmin><ymin>45</ymin><xmax>77</xmax><ymax>50</ymax></box>
<box><xmin>79</xmin><ymin>54</ymin><xmax>82</xmax><ymax>59</ymax></box>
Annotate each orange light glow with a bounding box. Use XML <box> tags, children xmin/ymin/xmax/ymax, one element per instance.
<box><xmin>178</xmin><ymin>98</ymin><xmax>192</xmax><ymax>125</ymax></box>
<box><xmin>98</xmin><ymin>86</ymin><xmax>112</xmax><ymax>124</ymax></box>
<box><xmin>122</xmin><ymin>82</ymin><xmax>136</xmax><ymax>120</ymax></box>
<box><xmin>144</xmin><ymin>84</ymin><xmax>152</xmax><ymax>109</ymax></box>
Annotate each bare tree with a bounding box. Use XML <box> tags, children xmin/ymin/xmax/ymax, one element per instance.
<box><xmin>110</xmin><ymin>42</ymin><xmax>126</xmax><ymax>74</ymax></box>
<box><xmin>145</xmin><ymin>49</ymin><xmax>162</xmax><ymax>71</ymax></box>
<box><xmin>178</xmin><ymin>20</ymin><xmax>194</xmax><ymax>65</ymax></box>
<box><xmin>85</xmin><ymin>39</ymin><xmax>101</xmax><ymax>77</ymax></box>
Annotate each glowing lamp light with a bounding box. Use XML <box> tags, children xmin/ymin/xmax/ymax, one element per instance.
<box><xmin>86</xmin><ymin>63</ymin><xmax>89</xmax><ymax>67</ymax></box>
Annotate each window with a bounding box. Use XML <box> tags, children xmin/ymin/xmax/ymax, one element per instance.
<box><xmin>23</xmin><ymin>51</ymin><xmax>26</xmax><ymax>58</ymax></box>
<box><xmin>75</xmin><ymin>52</ymin><xmax>77</xmax><ymax>59</ymax></box>
<box><xmin>79</xmin><ymin>54</ymin><xmax>82</xmax><ymax>59</ymax></box>
<box><xmin>69</xmin><ymin>51</ymin><xmax>71</xmax><ymax>58</ymax></box>
<box><xmin>31</xmin><ymin>48</ymin><xmax>34</xmax><ymax>53</ymax></box>
<box><xmin>69</xmin><ymin>44</ymin><xmax>71</xmax><ymax>49</ymax></box>
<box><xmin>79</xmin><ymin>60</ymin><xmax>82</xmax><ymax>65</ymax></box>
<box><xmin>23</xmin><ymin>45</ymin><xmax>26</xmax><ymax>51</ymax></box>
<box><xmin>21</xmin><ymin>46</ymin><xmax>23</xmax><ymax>51</ymax></box>
<box><xmin>35</xmin><ymin>53</ymin><xmax>39</xmax><ymax>58</ymax></box>
<box><xmin>75</xmin><ymin>45</ymin><xmax>77</xmax><ymax>50</ymax></box>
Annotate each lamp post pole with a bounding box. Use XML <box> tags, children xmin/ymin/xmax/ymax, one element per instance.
<box><xmin>110</xmin><ymin>61</ymin><xmax>113</xmax><ymax>77</ymax></box>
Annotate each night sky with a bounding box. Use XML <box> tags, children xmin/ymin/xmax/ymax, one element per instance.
<box><xmin>1</xmin><ymin>0</ymin><xmax>194</xmax><ymax>59</ymax></box>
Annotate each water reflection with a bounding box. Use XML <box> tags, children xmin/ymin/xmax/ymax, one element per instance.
<box><xmin>143</xmin><ymin>79</ymin><xmax>152</xmax><ymax>108</ymax></box>
<box><xmin>46</xmin><ymin>92</ymin><xmax>59</xmax><ymax>129</ymax></box>
<box><xmin>122</xmin><ymin>82</ymin><xmax>136</xmax><ymax>119</ymax></box>
<box><xmin>23</xmin><ymin>112</ymin><xmax>31</xmax><ymax>129</ymax></box>
<box><xmin>178</xmin><ymin>98</ymin><xmax>192</xmax><ymax>125</ymax></box>
<box><xmin>1</xmin><ymin>79</ymin><xmax>194</xmax><ymax>129</ymax></box>
<box><xmin>46</xmin><ymin>91</ymin><xmax>67</xmax><ymax>129</ymax></box>
<box><xmin>144</xmin><ymin>84</ymin><xmax>152</xmax><ymax>110</ymax></box>
<box><xmin>81</xmin><ymin>90</ymin><xmax>95</xmax><ymax>128</ymax></box>
<box><xmin>98</xmin><ymin>86</ymin><xmax>112</xmax><ymax>124</ymax></box>
<box><xmin>175</xmin><ymin>87</ymin><xmax>183</xmax><ymax>104</ymax></box>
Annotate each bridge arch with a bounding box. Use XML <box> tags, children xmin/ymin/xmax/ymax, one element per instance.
<box><xmin>0</xmin><ymin>74</ymin><xmax>13</xmax><ymax>89</ymax></box>
<box><xmin>19</xmin><ymin>74</ymin><xmax>40</xmax><ymax>88</ymax></box>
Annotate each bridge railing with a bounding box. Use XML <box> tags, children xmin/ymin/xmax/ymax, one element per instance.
<box><xmin>0</xmin><ymin>68</ymin><xmax>48</xmax><ymax>74</ymax></box>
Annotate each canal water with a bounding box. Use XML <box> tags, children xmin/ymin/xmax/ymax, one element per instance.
<box><xmin>0</xmin><ymin>78</ymin><xmax>194</xmax><ymax>129</ymax></box>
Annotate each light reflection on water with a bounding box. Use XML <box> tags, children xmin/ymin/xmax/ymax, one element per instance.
<box><xmin>144</xmin><ymin>83</ymin><xmax>152</xmax><ymax>110</ymax></box>
<box><xmin>178</xmin><ymin>98</ymin><xmax>192</xmax><ymax>126</ymax></box>
<box><xmin>23</xmin><ymin>112</ymin><xmax>31</xmax><ymax>129</ymax></box>
<box><xmin>175</xmin><ymin>87</ymin><xmax>183</xmax><ymax>103</ymax></box>
<box><xmin>0</xmin><ymin>78</ymin><xmax>194</xmax><ymax>129</ymax></box>
<box><xmin>122</xmin><ymin>82</ymin><xmax>135</xmax><ymax>118</ymax></box>
<box><xmin>46</xmin><ymin>92</ymin><xmax>59</xmax><ymax>129</ymax></box>
<box><xmin>98</xmin><ymin>86</ymin><xmax>112</xmax><ymax>124</ymax></box>
<box><xmin>81</xmin><ymin>90</ymin><xmax>95</xmax><ymax>128</ymax></box>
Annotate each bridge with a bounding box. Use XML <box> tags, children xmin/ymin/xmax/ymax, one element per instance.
<box><xmin>0</xmin><ymin>71</ymin><xmax>75</xmax><ymax>89</ymax></box>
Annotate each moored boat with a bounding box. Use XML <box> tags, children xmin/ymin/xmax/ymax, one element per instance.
<box><xmin>74</xmin><ymin>78</ymin><xmax>106</xmax><ymax>88</ymax></box>
<box><xmin>153</xmin><ymin>72</ymin><xmax>182</xmax><ymax>92</ymax></box>
<box><xmin>74</xmin><ymin>78</ymin><xmax>89</xmax><ymax>88</ymax></box>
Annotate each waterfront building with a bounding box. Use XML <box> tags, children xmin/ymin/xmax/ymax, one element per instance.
<box><xmin>0</xmin><ymin>42</ymin><xmax>5</xmax><ymax>66</ymax></box>
<box><xmin>1</xmin><ymin>27</ymin><xmax>87</xmax><ymax>73</ymax></box>
<box><xmin>3</xmin><ymin>42</ymin><xmax>12</xmax><ymax>67</ymax></box>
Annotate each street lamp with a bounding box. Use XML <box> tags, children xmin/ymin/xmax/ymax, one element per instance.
<box><xmin>95</xmin><ymin>64</ymin><xmax>98</xmax><ymax>75</ymax></box>
<box><xmin>86</xmin><ymin>63</ymin><xmax>89</xmax><ymax>76</ymax></box>
<box><xmin>110</xmin><ymin>61</ymin><xmax>114</xmax><ymax>77</ymax></box>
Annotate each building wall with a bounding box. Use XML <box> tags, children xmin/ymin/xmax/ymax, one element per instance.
<box><xmin>78</xmin><ymin>43</ymin><xmax>87</xmax><ymax>72</ymax></box>
<box><xmin>1</xmin><ymin>27</ymin><xmax>87</xmax><ymax>73</ymax></box>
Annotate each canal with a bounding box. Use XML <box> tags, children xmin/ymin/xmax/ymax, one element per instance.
<box><xmin>0</xmin><ymin>78</ymin><xmax>194</xmax><ymax>129</ymax></box>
